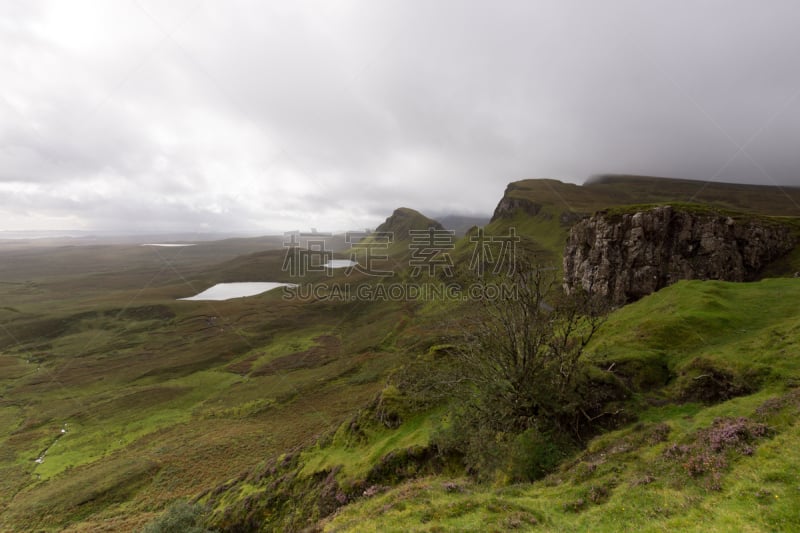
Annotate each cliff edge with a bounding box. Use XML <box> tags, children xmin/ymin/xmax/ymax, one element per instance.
<box><xmin>563</xmin><ymin>205</ymin><xmax>797</xmax><ymax>305</ymax></box>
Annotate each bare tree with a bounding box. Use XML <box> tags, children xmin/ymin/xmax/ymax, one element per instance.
<box><xmin>390</xmin><ymin>254</ymin><xmax>617</xmax><ymax>480</ymax></box>
<box><xmin>452</xmin><ymin>255</ymin><xmax>608</xmax><ymax>439</ymax></box>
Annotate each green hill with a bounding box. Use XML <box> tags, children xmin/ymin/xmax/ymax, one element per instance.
<box><xmin>375</xmin><ymin>207</ymin><xmax>445</xmax><ymax>239</ymax></box>
<box><xmin>497</xmin><ymin>175</ymin><xmax>800</xmax><ymax>217</ymax></box>
<box><xmin>320</xmin><ymin>279</ymin><xmax>800</xmax><ymax>532</ymax></box>
<box><xmin>1</xmin><ymin>176</ymin><xmax>799</xmax><ymax>531</ymax></box>
<box><xmin>192</xmin><ymin>177</ymin><xmax>800</xmax><ymax>532</ymax></box>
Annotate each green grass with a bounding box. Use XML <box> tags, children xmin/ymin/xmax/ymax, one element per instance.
<box><xmin>0</xmin><ymin>238</ymin><xmax>418</xmax><ymax>531</ymax></box>
<box><xmin>2</xmin><ymin>176</ymin><xmax>800</xmax><ymax>530</ymax></box>
<box><xmin>325</xmin><ymin>420</ymin><xmax>797</xmax><ymax>532</ymax></box>
<box><xmin>502</xmin><ymin>175</ymin><xmax>800</xmax><ymax>217</ymax></box>
<box><xmin>300</xmin><ymin>408</ymin><xmax>445</xmax><ymax>480</ymax></box>
<box><xmin>590</xmin><ymin>279</ymin><xmax>800</xmax><ymax>385</ymax></box>
<box><xmin>322</xmin><ymin>279</ymin><xmax>800</xmax><ymax>532</ymax></box>
<box><xmin>484</xmin><ymin>204</ymin><xmax>568</xmax><ymax>262</ymax></box>
<box><xmin>32</xmin><ymin>370</ymin><xmax>240</xmax><ymax>480</ymax></box>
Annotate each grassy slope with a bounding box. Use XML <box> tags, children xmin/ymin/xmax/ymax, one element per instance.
<box><xmin>0</xmin><ymin>242</ymin><xmax>412</xmax><ymax>531</ymax></box>
<box><xmin>323</xmin><ymin>278</ymin><xmax>800</xmax><ymax>532</ymax></box>
<box><xmin>153</xmin><ymin>179</ymin><xmax>799</xmax><ymax>529</ymax></box>
<box><xmin>507</xmin><ymin>175</ymin><xmax>800</xmax><ymax>216</ymax></box>
<box><xmin>2</xmin><ymin>176</ymin><xmax>799</xmax><ymax>530</ymax></box>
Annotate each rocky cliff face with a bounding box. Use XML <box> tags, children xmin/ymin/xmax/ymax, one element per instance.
<box><xmin>563</xmin><ymin>206</ymin><xmax>797</xmax><ymax>305</ymax></box>
<box><xmin>491</xmin><ymin>196</ymin><xmax>542</xmax><ymax>221</ymax></box>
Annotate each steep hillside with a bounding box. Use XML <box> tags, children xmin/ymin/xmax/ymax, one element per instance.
<box><xmin>486</xmin><ymin>176</ymin><xmax>800</xmax><ymax>262</ymax></box>
<box><xmin>322</xmin><ymin>279</ymin><xmax>800</xmax><ymax>532</ymax></box>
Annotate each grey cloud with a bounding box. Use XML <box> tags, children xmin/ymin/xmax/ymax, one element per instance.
<box><xmin>1</xmin><ymin>0</ymin><xmax>799</xmax><ymax>232</ymax></box>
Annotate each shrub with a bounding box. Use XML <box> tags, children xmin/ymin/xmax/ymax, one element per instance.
<box><xmin>562</xmin><ymin>498</ymin><xmax>586</xmax><ymax>513</ymax></box>
<box><xmin>674</xmin><ymin>358</ymin><xmax>756</xmax><ymax>404</ymax></box>
<box><xmin>506</xmin><ymin>428</ymin><xmax>575</xmax><ymax>483</ymax></box>
<box><xmin>427</xmin><ymin>255</ymin><xmax>624</xmax><ymax>481</ymax></box>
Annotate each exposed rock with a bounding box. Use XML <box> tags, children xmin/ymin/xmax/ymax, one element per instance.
<box><xmin>491</xmin><ymin>196</ymin><xmax>542</xmax><ymax>221</ymax></box>
<box><xmin>559</xmin><ymin>210</ymin><xmax>586</xmax><ymax>227</ymax></box>
<box><xmin>490</xmin><ymin>182</ymin><xmax>587</xmax><ymax>224</ymax></box>
<box><xmin>563</xmin><ymin>206</ymin><xmax>797</xmax><ymax>305</ymax></box>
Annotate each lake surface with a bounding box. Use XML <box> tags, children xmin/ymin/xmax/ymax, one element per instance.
<box><xmin>325</xmin><ymin>259</ymin><xmax>357</xmax><ymax>268</ymax></box>
<box><xmin>179</xmin><ymin>282</ymin><xmax>296</xmax><ymax>301</ymax></box>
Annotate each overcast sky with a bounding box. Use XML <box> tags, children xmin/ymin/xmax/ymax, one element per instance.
<box><xmin>2</xmin><ymin>0</ymin><xmax>799</xmax><ymax>233</ymax></box>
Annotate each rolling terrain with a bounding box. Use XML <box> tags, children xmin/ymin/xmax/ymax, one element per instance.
<box><xmin>324</xmin><ymin>278</ymin><xmax>800</xmax><ymax>532</ymax></box>
<box><xmin>0</xmin><ymin>176</ymin><xmax>798</xmax><ymax>531</ymax></box>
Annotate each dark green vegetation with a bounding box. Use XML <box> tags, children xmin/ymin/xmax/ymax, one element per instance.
<box><xmin>401</xmin><ymin>259</ymin><xmax>613</xmax><ymax>484</ymax></box>
<box><xmin>141</xmin><ymin>500</ymin><xmax>212</xmax><ymax>533</ymax></box>
<box><xmin>1</xmin><ymin>176</ymin><xmax>799</xmax><ymax>531</ymax></box>
<box><xmin>323</xmin><ymin>279</ymin><xmax>800</xmax><ymax>531</ymax></box>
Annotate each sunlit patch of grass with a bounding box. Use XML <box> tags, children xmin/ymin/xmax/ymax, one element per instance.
<box><xmin>239</xmin><ymin>326</ymin><xmax>332</xmax><ymax>370</ymax></box>
<box><xmin>326</xmin><ymin>397</ymin><xmax>798</xmax><ymax>532</ymax></box>
<box><xmin>300</xmin><ymin>409</ymin><xmax>444</xmax><ymax>480</ymax></box>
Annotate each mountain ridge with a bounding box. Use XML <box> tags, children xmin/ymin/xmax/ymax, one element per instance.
<box><xmin>493</xmin><ymin>175</ymin><xmax>800</xmax><ymax>219</ymax></box>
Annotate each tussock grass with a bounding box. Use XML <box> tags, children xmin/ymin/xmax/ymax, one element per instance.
<box><xmin>324</xmin><ymin>279</ymin><xmax>800</xmax><ymax>532</ymax></box>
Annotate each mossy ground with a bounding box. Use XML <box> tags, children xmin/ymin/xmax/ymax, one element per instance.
<box><xmin>322</xmin><ymin>279</ymin><xmax>800</xmax><ymax>532</ymax></box>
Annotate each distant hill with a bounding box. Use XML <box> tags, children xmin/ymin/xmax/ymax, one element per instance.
<box><xmin>436</xmin><ymin>214</ymin><xmax>491</xmax><ymax>236</ymax></box>
<box><xmin>375</xmin><ymin>207</ymin><xmax>444</xmax><ymax>240</ymax></box>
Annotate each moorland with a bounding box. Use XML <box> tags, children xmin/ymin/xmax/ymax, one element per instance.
<box><xmin>1</xmin><ymin>175</ymin><xmax>799</xmax><ymax>532</ymax></box>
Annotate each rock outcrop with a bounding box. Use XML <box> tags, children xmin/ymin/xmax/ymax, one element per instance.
<box><xmin>563</xmin><ymin>206</ymin><xmax>797</xmax><ymax>305</ymax></box>
<box><xmin>491</xmin><ymin>195</ymin><xmax>542</xmax><ymax>221</ymax></box>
